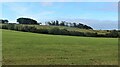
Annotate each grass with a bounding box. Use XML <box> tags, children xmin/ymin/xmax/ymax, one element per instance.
<box><xmin>2</xmin><ymin>29</ymin><xmax>118</xmax><ymax>65</ymax></box>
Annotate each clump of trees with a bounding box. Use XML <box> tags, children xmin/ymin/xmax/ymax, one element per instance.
<box><xmin>106</xmin><ymin>30</ymin><xmax>120</xmax><ymax>37</ymax></box>
<box><xmin>46</xmin><ymin>20</ymin><xmax>93</xmax><ymax>29</ymax></box>
<box><xmin>0</xmin><ymin>19</ymin><xmax>9</xmax><ymax>24</ymax></box>
<box><xmin>17</xmin><ymin>17</ymin><xmax>38</xmax><ymax>24</ymax></box>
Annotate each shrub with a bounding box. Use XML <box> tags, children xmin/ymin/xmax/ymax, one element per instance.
<box><xmin>60</xmin><ymin>29</ymin><xmax>69</xmax><ymax>35</ymax></box>
<box><xmin>69</xmin><ymin>31</ymin><xmax>84</xmax><ymax>36</ymax></box>
<box><xmin>84</xmin><ymin>32</ymin><xmax>97</xmax><ymax>37</ymax></box>
<box><xmin>36</xmin><ymin>28</ymin><xmax>48</xmax><ymax>34</ymax></box>
<box><xmin>48</xmin><ymin>27</ymin><xmax>61</xmax><ymax>35</ymax></box>
<box><xmin>106</xmin><ymin>30</ymin><xmax>119</xmax><ymax>37</ymax></box>
<box><xmin>7</xmin><ymin>24</ymin><xmax>15</xmax><ymax>30</ymax></box>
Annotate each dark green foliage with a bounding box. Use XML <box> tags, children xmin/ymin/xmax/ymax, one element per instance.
<box><xmin>76</xmin><ymin>23</ymin><xmax>93</xmax><ymax>29</ymax></box>
<box><xmin>1</xmin><ymin>24</ymin><xmax>7</xmax><ymax>29</ymax></box>
<box><xmin>17</xmin><ymin>17</ymin><xmax>38</xmax><ymax>24</ymax></box>
<box><xmin>46</xmin><ymin>21</ymin><xmax>51</xmax><ymax>25</ymax></box>
<box><xmin>55</xmin><ymin>20</ymin><xmax>59</xmax><ymax>26</ymax></box>
<box><xmin>60</xmin><ymin>29</ymin><xmax>69</xmax><ymax>35</ymax></box>
<box><xmin>0</xmin><ymin>19</ymin><xmax>9</xmax><ymax>24</ymax></box>
<box><xmin>6</xmin><ymin>24</ymin><xmax>15</xmax><ymax>30</ymax></box>
<box><xmin>84</xmin><ymin>32</ymin><xmax>97</xmax><ymax>37</ymax></box>
<box><xmin>73</xmin><ymin>23</ymin><xmax>77</xmax><ymax>27</ymax></box>
<box><xmin>69</xmin><ymin>31</ymin><xmax>84</xmax><ymax>36</ymax></box>
<box><xmin>1</xmin><ymin>24</ymin><xmax>119</xmax><ymax>38</ymax></box>
<box><xmin>60</xmin><ymin>21</ymin><xmax>65</xmax><ymax>26</ymax></box>
<box><xmin>22</xmin><ymin>26</ymin><xmax>37</xmax><ymax>32</ymax></box>
<box><xmin>14</xmin><ymin>25</ymin><xmax>23</xmax><ymax>31</ymax></box>
<box><xmin>106</xmin><ymin>30</ymin><xmax>119</xmax><ymax>37</ymax></box>
<box><xmin>46</xmin><ymin>20</ymin><xmax>93</xmax><ymax>29</ymax></box>
<box><xmin>96</xmin><ymin>34</ymin><xmax>106</xmax><ymax>37</ymax></box>
<box><xmin>51</xmin><ymin>21</ymin><xmax>56</xmax><ymax>25</ymax></box>
<box><xmin>48</xmin><ymin>27</ymin><xmax>61</xmax><ymax>35</ymax></box>
<box><xmin>36</xmin><ymin>28</ymin><xmax>48</xmax><ymax>34</ymax></box>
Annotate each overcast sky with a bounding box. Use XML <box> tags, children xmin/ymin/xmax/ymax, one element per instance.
<box><xmin>1</xmin><ymin>2</ymin><xmax>118</xmax><ymax>30</ymax></box>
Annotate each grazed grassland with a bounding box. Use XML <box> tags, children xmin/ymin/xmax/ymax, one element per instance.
<box><xmin>2</xmin><ymin>29</ymin><xmax>118</xmax><ymax>65</ymax></box>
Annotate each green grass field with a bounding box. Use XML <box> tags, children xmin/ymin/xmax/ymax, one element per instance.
<box><xmin>2</xmin><ymin>29</ymin><xmax>118</xmax><ymax>65</ymax></box>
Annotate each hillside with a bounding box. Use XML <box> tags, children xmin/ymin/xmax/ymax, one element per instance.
<box><xmin>1</xmin><ymin>24</ymin><xmax>112</xmax><ymax>36</ymax></box>
<box><xmin>2</xmin><ymin>29</ymin><xmax>118</xmax><ymax>65</ymax></box>
<box><xmin>21</xmin><ymin>24</ymin><xmax>110</xmax><ymax>34</ymax></box>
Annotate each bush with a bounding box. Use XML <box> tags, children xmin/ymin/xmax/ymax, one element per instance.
<box><xmin>106</xmin><ymin>30</ymin><xmax>119</xmax><ymax>37</ymax></box>
<box><xmin>69</xmin><ymin>31</ymin><xmax>84</xmax><ymax>36</ymax></box>
<box><xmin>14</xmin><ymin>25</ymin><xmax>23</xmax><ymax>31</ymax></box>
<box><xmin>60</xmin><ymin>29</ymin><xmax>69</xmax><ymax>35</ymax></box>
<box><xmin>84</xmin><ymin>32</ymin><xmax>97</xmax><ymax>37</ymax></box>
<box><xmin>6</xmin><ymin>24</ymin><xmax>15</xmax><ymax>30</ymax></box>
<box><xmin>36</xmin><ymin>28</ymin><xmax>48</xmax><ymax>34</ymax></box>
<box><xmin>48</xmin><ymin>27</ymin><xmax>61</xmax><ymax>35</ymax></box>
<box><xmin>1</xmin><ymin>24</ymin><xmax>8</xmax><ymax>29</ymax></box>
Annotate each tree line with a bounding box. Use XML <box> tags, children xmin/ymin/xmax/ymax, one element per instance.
<box><xmin>0</xmin><ymin>17</ymin><xmax>93</xmax><ymax>30</ymax></box>
<box><xmin>1</xmin><ymin>24</ymin><xmax>119</xmax><ymax>38</ymax></box>
<box><xmin>45</xmin><ymin>20</ymin><xmax>93</xmax><ymax>29</ymax></box>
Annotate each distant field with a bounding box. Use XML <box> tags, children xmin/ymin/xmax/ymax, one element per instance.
<box><xmin>2</xmin><ymin>29</ymin><xmax>118</xmax><ymax>65</ymax></box>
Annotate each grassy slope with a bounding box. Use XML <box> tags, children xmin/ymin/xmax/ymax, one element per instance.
<box><xmin>1</xmin><ymin>24</ymin><xmax>111</xmax><ymax>35</ymax></box>
<box><xmin>2</xmin><ymin>29</ymin><xmax>118</xmax><ymax>65</ymax></box>
<box><xmin>19</xmin><ymin>24</ymin><xmax>110</xmax><ymax>34</ymax></box>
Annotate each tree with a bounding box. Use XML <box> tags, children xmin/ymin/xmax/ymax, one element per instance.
<box><xmin>83</xmin><ymin>25</ymin><xmax>93</xmax><ymax>29</ymax></box>
<box><xmin>65</xmin><ymin>22</ymin><xmax>69</xmax><ymax>26</ymax></box>
<box><xmin>106</xmin><ymin>30</ymin><xmax>119</xmax><ymax>37</ymax></box>
<box><xmin>55</xmin><ymin>20</ymin><xmax>59</xmax><ymax>26</ymax></box>
<box><xmin>46</xmin><ymin>21</ymin><xmax>51</xmax><ymax>25</ymax></box>
<box><xmin>38</xmin><ymin>22</ymin><xmax>42</xmax><ymax>25</ymax></box>
<box><xmin>4</xmin><ymin>20</ymin><xmax>9</xmax><ymax>23</ymax></box>
<box><xmin>44</xmin><ymin>20</ymin><xmax>93</xmax><ymax>29</ymax></box>
<box><xmin>77</xmin><ymin>23</ymin><xmax>84</xmax><ymax>28</ymax></box>
<box><xmin>50</xmin><ymin>21</ymin><xmax>55</xmax><ymax>25</ymax></box>
<box><xmin>76</xmin><ymin>23</ymin><xmax>93</xmax><ymax>29</ymax></box>
<box><xmin>17</xmin><ymin>17</ymin><xmax>38</xmax><ymax>24</ymax></box>
<box><xmin>0</xmin><ymin>19</ymin><xmax>9</xmax><ymax>24</ymax></box>
<box><xmin>69</xmin><ymin>23</ymin><xmax>73</xmax><ymax>27</ymax></box>
<box><xmin>73</xmin><ymin>23</ymin><xmax>77</xmax><ymax>27</ymax></box>
<box><xmin>60</xmin><ymin>21</ymin><xmax>65</xmax><ymax>26</ymax></box>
